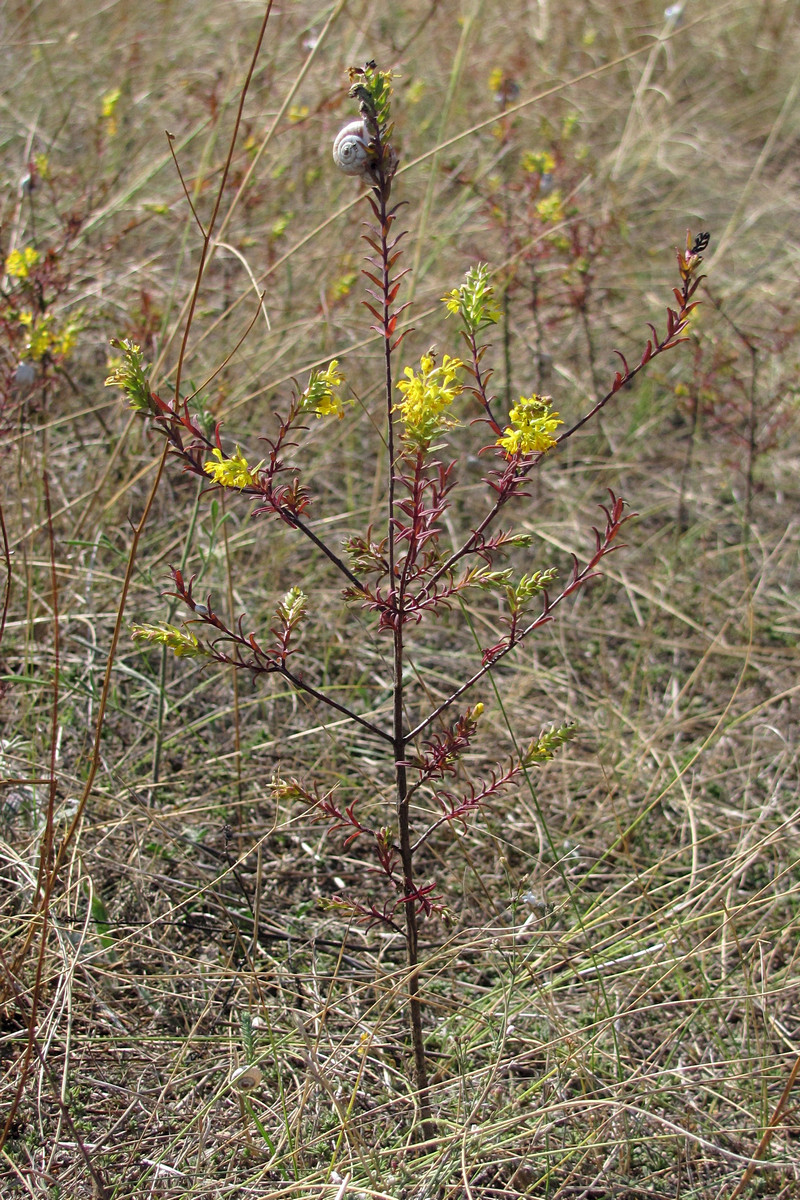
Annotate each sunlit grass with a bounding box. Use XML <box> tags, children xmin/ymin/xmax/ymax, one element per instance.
<box><xmin>1</xmin><ymin>1</ymin><xmax>799</xmax><ymax>1197</ymax></box>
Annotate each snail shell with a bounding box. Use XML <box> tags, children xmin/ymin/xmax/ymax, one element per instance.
<box><xmin>232</xmin><ymin>1064</ymin><xmax>263</xmax><ymax>1091</ymax></box>
<box><xmin>333</xmin><ymin>120</ymin><xmax>376</xmax><ymax>183</ymax></box>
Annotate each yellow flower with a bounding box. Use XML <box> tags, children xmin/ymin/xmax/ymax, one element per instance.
<box><xmin>497</xmin><ymin>395</ymin><xmax>563</xmax><ymax>457</ymax></box>
<box><xmin>54</xmin><ymin>320</ymin><xmax>80</xmax><ymax>357</ymax></box>
<box><xmin>394</xmin><ymin>352</ymin><xmax>464</xmax><ymax>447</ymax></box>
<box><xmin>15</xmin><ymin>309</ymin><xmax>80</xmax><ymax>361</ymax></box>
<box><xmin>536</xmin><ymin>191</ymin><xmax>564</xmax><ymax>224</ymax></box>
<box><xmin>442</xmin><ymin>264</ymin><xmax>500</xmax><ymax>332</ymax></box>
<box><xmin>203</xmin><ymin>446</ymin><xmax>260</xmax><ymax>488</ymax></box>
<box><xmin>521</xmin><ymin>150</ymin><xmax>555</xmax><ymax>175</ymax></box>
<box><xmin>301</xmin><ymin>361</ymin><xmax>348</xmax><ymax>419</ymax></box>
<box><xmin>271</xmin><ymin>214</ymin><xmax>291</xmax><ymax>238</ymax></box>
<box><xmin>5</xmin><ymin>247</ymin><xmax>40</xmax><ymax>279</ymax></box>
<box><xmin>101</xmin><ymin>88</ymin><xmax>121</xmax><ymax>136</ymax></box>
<box><xmin>132</xmin><ymin>623</ymin><xmax>209</xmax><ymax>659</ymax></box>
<box><xmin>104</xmin><ymin>339</ymin><xmax>153</xmax><ymax>410</ymax></box>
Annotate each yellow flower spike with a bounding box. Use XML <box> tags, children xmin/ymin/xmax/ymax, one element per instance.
<box><xmin>14</xmin><ymin>308</ymin><xmax>80</xmax><ymax>362</ymax></box>
<box><xmin>203</xmin><ymin>446</ymin><xmax>261</xmax><ymax>489</ymax></box>
<box><xmin>394</xmin><ymin>352</ymin><xmax>465</xmax><ymax>448</ymax></box>
<box><xmin>442</xmin><ymin>264</ymin><xmax>500</xmax><ymax>332</ymax></box>
<box><xmin>488</xmin><ymin>67</ymin><xmax>504</xmax><ymax>95</ymax></box>
<box><xmin>5</xmin><ymin>247</ymin><xmax>40</xmax><ymax>279</ymax></box>
<box><xmin>536</xmin><ymin>191</ymin><xmax>564</xmax><ymax>223</ymax></box>
<box><xmin>131</xmin><ymin>623</ymin><xmax>209</xmax><ymax>660</ymax></box>
<box><xmin>497</xmin><ymin>394</ymin><xmax>563</xmax><ymax>458</ymax></box>
<box><xmin>521</xmin><ymin>150</ymin><xmax>555</xmax><ymax>175</ymax></box>
<box><xmin>301</xmin><ymin>360</ymin><xmax>349</xmax><ymax>419</ymax></box>
<box><xmin>101</xmin><ymin>88</ymin><xmax>122</xmax><ymax>136</ymax></box>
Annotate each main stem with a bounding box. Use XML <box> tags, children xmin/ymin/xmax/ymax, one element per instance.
<box><xmin>376</xmin><ymin>175</ymin><xmax>432</xmax><ymax>1135</ymax></box>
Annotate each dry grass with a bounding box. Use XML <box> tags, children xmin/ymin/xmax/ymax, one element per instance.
<box><xmin>1</xmin><ymin>1</ymin><xmax>799</xmax><ymax>1197</ymax></box>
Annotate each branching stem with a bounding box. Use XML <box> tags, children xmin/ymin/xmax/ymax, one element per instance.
<box><xmin>370</xmin><ymin>130</ymin><xmax>434</xmax><ymax>1135</ymax></box>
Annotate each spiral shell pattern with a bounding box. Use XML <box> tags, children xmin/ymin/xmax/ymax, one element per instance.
<box><xmin>332</xmin><ymin>120</ymin><xmax>374</xmax><ymax>182</ymax></box>
<box><xmin>232</xmin><ymin>1065</ymin><xmax>263</xmax><ymax>1091</ymax></box>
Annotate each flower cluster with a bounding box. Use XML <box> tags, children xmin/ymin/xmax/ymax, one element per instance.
<box><xmin>394</xmin><ymin>352</ymin><xmax>464</xmax><ymax>447</ymax></box>
<box><xmin>442</xmin><ymin>263</ymin><xmax>500</xmax><ymax>334</ymax></box>
<box><xmin>204</xmin><ymin>446</ymin><xmax>260</xmax><ymax>488</ymax></box>
<box><xmin>131</xmin><ymin>623</ymin><xmax>210</xmax><ymax>659</ymax></box>
<box><xmin>104</xmin><ymin>340</ymin><xmax>154</xmax><ymax>412</ymax></box>
<box><xmin>101</xmin><ymin>88</ymin><xmax>122</xmax><ymax>136</ymax></box>
<box><xmin>522</xmin><ymin>724</ymin><xmax>577</xmax><ymax>766</ymax></box>
<box><xmin>5</xmin><ymin>247</ymin><xmax>40</xmax><ymax>279</ymax></box>
<box><xmin>3</xmin><ymin>245</ymin><xmax>81</xmax><ymax>370</ymax></box>
<box><xmin>535</xmin><ymin>192</ymin><xmax>565</xmax><ymax>224</ymax></box>
<box><xmin>275</xmin><ymin>585</ymin><xmax>307</xmax><ymax>627</ymax></box>
<box><xmin>348</xmin><ymin>62</ymin><xmax>393</xmax><ymax>134</ymax></box>
<box><xmin>521</xmin><ymin>150</ymin><xmax>555</xmax><ymax>175</ymax></box>
<box><xmin>497</xmin><ymin>394</ymin><xmax>562</xmax><ymax>457</ymax></box>
<box><xmin>299</xmin><ymin>360</ymin><xmax>347</xmax><ymax>418</ymax></box>
<box><xmin>18</xmin><ymin>311</ymin><xmax>80</xmax><ymax>361</ymax></box>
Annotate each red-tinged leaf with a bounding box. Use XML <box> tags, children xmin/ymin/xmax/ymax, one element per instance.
<box><xmin>362</xmin><ymin>302</ymin><xmax>383</xmax><ymax>322</ymax></box>
<box><xmin>387</xmin><ymin>315</ymin><xmax>398</xmax><ymax>335</ymax></box>
<box><xmin>362</xmin><ymin>269</ymin><xmax>383</xmax><ymax>289</ymax></box>
<box><xmin>614</xmin><ymin>349</ymin><xmax>630</xmax><ymax>375</ymax></box>
<box><xmin>611</xmin><ymin>373</ymin><xmax>623</xmax><ymax>394</ymax></box>
<box><xmin>387</xmin><ymin>282</ymin><xmax>402</xmax><ymax>304</ymax></box>
<box><xmin>388</xmin><ymin>256</ymin><xmax>410</xmax><ymax>277</ymax></box>
<box><xmin>390</xmin><ymin>328</ymin><xmax>414</xmax><ymax>352</ymax></box>
<box><xmin>387</xmin><ymin>276</ymin><xmax>410</xmax><ymax>297</ymax></box>
<box><xmin>641</xmin><ymin>342</ymin><xmax>652</xmax><ymax>364</ymax></box>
